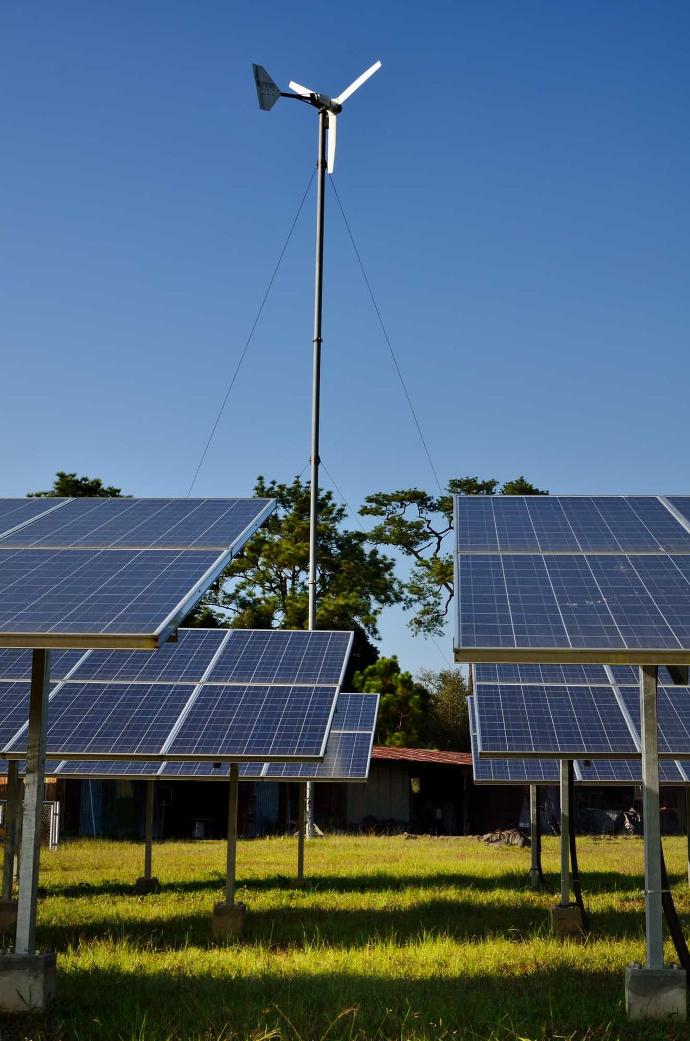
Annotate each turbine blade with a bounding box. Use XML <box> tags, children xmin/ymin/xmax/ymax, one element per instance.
<box><xmin>289</xmin><ymin>80</ymin><xmax>314</xmax><ymax>97</ymax></box>
<box><xmin>327</xmin><ymin>113</ymin><xmax>337</xmax><ymax>174</ymax></box>
<box><xmin>253</xmin><ymin>64</ymin><xmax>281</xmax><ymax>111</ymax></box>
<box><xmin>334</xmin><ymin>60</ymin><xmax>382</xmax><ymax>105</ymax></box>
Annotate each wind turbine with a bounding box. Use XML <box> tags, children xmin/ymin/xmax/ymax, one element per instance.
<box><xmin>252</xmin><ymin>61</ymin><xmax>381</xmax><ymax>848</ymax></box>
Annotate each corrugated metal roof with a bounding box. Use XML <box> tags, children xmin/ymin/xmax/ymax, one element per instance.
<box><xmin>371</xmin><ymin>746</ymin><xmax>472</xmax><ymax>766</ymax></box>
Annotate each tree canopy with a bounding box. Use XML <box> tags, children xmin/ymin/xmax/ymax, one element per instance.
<box><xmin>361</xmin><ymin>475</ymin><xmax>547</xmax><ymax>636</ymax></box>
<box><xmin>28</xmin><ymin>471</ymin><xmax>124</xmax><ymax>498</ymax></box>
<box><xmin>417</xmin><ymin>667</ymin><xmax>470</xmax><ymax>751</ymax></box>
<box><xmin>353</xmin><ymin>656</ymin><xmax>430</xmax><ymax>747</ymax></box>
<box><xmin>190</xmin><ymin>475</ymin><xmax>401</xmax><ymax>679</ymax></box>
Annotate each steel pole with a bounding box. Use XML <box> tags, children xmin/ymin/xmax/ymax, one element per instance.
<box><xmin>144</xmin><ymin>780</ymin><xmax>154</xmax><ymax>881</ymax></box>
<box><xmin>559</xmin><ymin>760</ymin><xmax>570</xmax><ymax>907</ymax></box>
<box><xmin>640</xmin><ymin>665</ymin><xmax>664</xmax><ymax>969</ymax></box>
<box><xmin>296</xmin><ymin>782</ymin><xmax>306</xmax><ymax>883</ymax></box>
<box><xmin>15</xmin><ymin>649</ymin><xmax>50</xmax><ymax>956</ymax></box>
<box><xmin>2</xmin><ymin>760</ymin><xmax>20</xmax><ymax>901</ymax></box>
<box><xmin>529</xmin><ymin>784</ymin><xmax>540</xmax><ymax>890</ymax></box>
<box><xmin>686</xmin><ymin>786</ymin><xmax>690</xmax><ymax>886</ymax></box>
<box><xmin>305</xmin><ymin>108</ymin><xmax>328</xmax><ymax>841</ymax></box>
<box><xmin>226</xmin><ymin>764</ymin><xmax>239</xmax><ymax>906</ymax></box>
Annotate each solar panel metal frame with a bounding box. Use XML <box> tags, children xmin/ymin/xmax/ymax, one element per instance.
<box><xmin>0</xmin><ymin>498</ymin><xmax>276</xmax><ymax>650</ymax></box>
<box><xmin>453</xmin><ymin>494</ymin><xmax>690</xmax><ymax>665</ymax></box>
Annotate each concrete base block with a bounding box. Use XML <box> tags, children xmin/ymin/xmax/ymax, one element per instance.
<box><xmin>529</xmin><ymin>869</ymin><xmax>543</xmax><ymax>891</ymax></box>
<box><xmin>133</xmin><ymin>876</ymin><xmax>160</xmax><ymax>895</ymax></box>
<box><xmin>625</xmin><ymin>964</ymin><xmax>687</xmax><ymax>1020</ymax></box>
<box><xmin>0</xmin><ymin>951</ymin><xmax>56</xmax><ymax>1013</ymax></box>
<box><xmin>549</xmin><ymin>903</ymin><xmax>584</xmax><ymax>937</ymax></box>
<box><xmin>212</xmin><ymin>901</ymin><xmax>247</xmax><ymax>940</ymax></box>
<box><xmin>0</xmin><ymin>899</ymin><xmax>18</xmax><ymax>932</ymax></box>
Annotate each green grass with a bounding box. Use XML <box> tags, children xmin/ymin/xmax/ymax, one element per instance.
<box><xmin>3</xmin><ymin>834</ymin><xmax>690</xmax><ymax>1041</ymax></box>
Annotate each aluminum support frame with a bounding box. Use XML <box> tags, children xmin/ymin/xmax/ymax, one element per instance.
<box><xmin>296</xmin><ymin>782</ymin><xmax>306</xmax><ymax>883</ymax></box>
<box><xmin>686</xmin><ymin>787</ymin><xmax>690</xmax><ymax>887</ymax></box>
<box><xmin>559</xmin><ymin>760</ymin><xmax>570</xmax><ymax>907</ymax></box>
<box><xmin>143</xmin><ymin>780</ymin><xmax>154</xmax><ymax>881</ymax></box>
<box><xmin>640</xmin><ymin>665</ymin><xmax>664</xmax><ymax>970</ymax></box>
<box><xmin>529</xmin><ymin>784</ymin><xmax>541</xmax><ymax>890</ymax></box>
<box><xmin>2</xmin><ymin>761</ymin><xmax>20</xmax><ymax>901</ymax></box>
<box><xmin>225</xmin><ymin>764</ymin><xmax>239</xmax><ymax>905</ymax></box>
<box><xmin>15</xmin><ymin>649</ymin><xmax>50</xmax><ymax>956</ymax></box>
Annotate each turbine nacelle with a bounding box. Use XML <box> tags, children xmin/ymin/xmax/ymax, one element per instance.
<box><xmin>253</xmin><ymin>60</ymin><xmax>381</xmax><ymax>173</ymax></box>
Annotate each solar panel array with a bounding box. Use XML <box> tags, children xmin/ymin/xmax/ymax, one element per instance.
<box><xmin>468</xmin><ymin>697</ymin><xmax>690</xmax><ymax>785</ymax></box>
<box><xmin>0</xmin><ymin>497</ymin><xmax>275</xmax><ymax>648</ymax></box>
<box><xmin>46</xmin><ymin>693</ymin><xmax>378</xmax><ymax>783</ymax></box>
<box><xmin>473</xmin><ymin>664</ymin><xmax>690</xmax><ymax>760</ymax></box>
<box><xmin>0</xmin><ymin>628</ymin><xmax>352</xmax><ymax>762</ymax></box>
<box><xmin>454</xmin><ymin>495</ymin><xmax>690</xmax><ymax>663</ymax></box>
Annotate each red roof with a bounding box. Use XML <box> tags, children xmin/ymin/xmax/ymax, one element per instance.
<box><xmin>371</xmin><ymin>746</ymin><xmax>472</xmax><ymax>766</ymax></box>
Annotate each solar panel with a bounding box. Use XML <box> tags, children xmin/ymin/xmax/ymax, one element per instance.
<box><xmin>263</xmin><ymin>731</ymin><xmax>373</xmax><ymax>780</ymax></box>
<box><xmin>473</xmin><ymin>663</ymin><xmax>610</xmax><ymax>685</ymax></box>
<box><xmin>165</xmin><ymin>683</ymin><xmax>338</xmax><ymax>761</ymax></box>
<box><xmin>468</xmin><ymin>697</ymin><xmax>559</xmax><ymax>784</ymax></box>
<box><xmin>574</xmin><ymin>759</ymin><xmax>687</xmax><ymax>785</ymax></box>
<box><xmin>454</xmin><ymin>495</ymin><xmax>690</xmax><ymax>663</ymax></box>
<box><xmin>205</xmin><ymin>629</ymin><xmax>353</xmax><ymax>685</ymax></box>
<box><xmin>0</xmin><ymin>498</ymin><xmax>273</xmax><ymax>550</ymax></box>
<box><xmin>616</xmin><ymin>685</ymin><xmax>690</xmax><ymax>757</ymax></box>
<box><xmin>473</xmin><ymin>683</ymin><xmax>638</xmax><ymax>758</ymax></box>
<box><xmin>0</xmin><ymin>498</ymin><xmax>275</xmax><ymax>649</ymax></box>
<box><xmin>0</xmin><ymin>648</ymin><xmax>85</xmax><ymax>682</ymax></box>
<box><xmin>7</xmin><ymin>682</ymin><xmax>197</xmax><ymax>758</ymax></box>
<box><xmin>69</xmin><ymin>629</ymin><xmax>228</xmax><ymax>684</ymax></box>
<box><xmin>0</xmin><ymin>499</ymin><xmax>68</xmax><ymax>539</ymax></box>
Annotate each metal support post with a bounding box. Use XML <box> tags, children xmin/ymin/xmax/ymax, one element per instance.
<box><xmin>640</xmin><ymin>665</ymin><xmax>664</xmax><ymax>969</ymax></box>
<box><xmin>686</xmin><ymin>787</ymin><xmax>690</xmax><ymax>887</ymax></box>
<box><xmin>225</xmin><ymin>765</ymin><xmax>239</xmax><ymax>906</ymax></box>
<box><xmin>144</xmin><ymin>780</ymin><xmax>154</xmax><ymax>881</ymax></box>
<box><xmin>296</xmin><ymin>782</ymin><xmax>306</xmax><ymax>883</ymax></box>
<box><xmin>559</xmin><ymin>760</ymin><xmax>570</xmax><ymax>907</ymax></box>
<box><xmin>529</xmin><ymin>784</ymin><xmax>541</xmax><ymax>889</ymax></box>
<box><xmin>2</xmin><ymin>760</ymin><xmax>20</xmax><ymax>901</ymax></box>
<box><xmin>305</xmin><ymin>108</ymin><xmax>328</xmax><ymax>841</ymax></box>
<box><xmin>15</xmin><ymin>649</ymin><xmax>50</xmax><ymax>956</ymax></box>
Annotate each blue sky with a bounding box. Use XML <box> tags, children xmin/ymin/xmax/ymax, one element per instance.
<box><xmin>2</xmin><ymin>2</ymin><xmax>689</xmax><ymax>673</ymax></box>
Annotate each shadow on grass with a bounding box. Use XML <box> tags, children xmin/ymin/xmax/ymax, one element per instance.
<box><xmin>5</xmin><ymin>962</ymin><xmax>686</xmax><ymax>1041</ymax></box>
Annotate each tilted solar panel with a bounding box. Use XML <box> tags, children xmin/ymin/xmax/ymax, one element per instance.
<box><xmin>473</xmin><ymin>683</ymin><xmax>638</xmax><ymax>758</ymax></box>
<box><xmin>0</xmin><ymin>498</ymin><xmax>273</xmax><ymax>550</ymax></box>
<box><xmin>468</xmin><ymin>697</ymin><xmax>559</xmax><ymax>784</ymax></box>
<box><xmin>205</xmin><ymin>629</ymin><xmax>353</xmax><ymax>685</ymax></box>
<box><xmin>0</xmin><ymin>499</ymin><xmax>69</xmax><ymax>539</ymax></box>
<box><xmin>454</xmin><ymin>495</ymin><xmax>690</xmax><ymax>663</ymax></box>
<box><xmin>69</xmin><ymin>629</ymin><xmax>228</xmax><ymax>684</ymax></box>
<box><xmin>616</xmin><ymin>684</ymin><xmax>690</xmax><ymax>757</ymax></box>
<box><xmin>473</xmin><ymin>663</ymin><xmax>610</xmax><ymax>685</ymax></box>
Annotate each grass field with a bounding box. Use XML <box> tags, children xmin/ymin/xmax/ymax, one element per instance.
<box><xmin>2</xmin><ymin>834</ymin><xmax>690</xmax><ymax>1041</ymax></box>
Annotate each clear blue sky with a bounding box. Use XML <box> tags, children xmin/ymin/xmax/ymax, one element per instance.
<box><xmin>2</xmin><ymin>2</ymin><xmax>689</xmax><ymax>673</ymax></box>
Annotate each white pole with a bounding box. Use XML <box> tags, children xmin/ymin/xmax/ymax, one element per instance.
<box><xmin>15</xmin><ymin>649</ymin><xmax>50</xmax><ymax>956</ymax></box>
<box><xmin>226</xmin><ymin>765</ymin><xmax>239</xmax><ymax>905</ymax></box>
<box><xmin>559</xmin><ymin>760</ymin><xmax>570</xmax><ymax>907</ymax></box>
<box><xmin>640</xmin><ymin>665</ymin><xmax>664</xmax><ymax>969</ymax></box>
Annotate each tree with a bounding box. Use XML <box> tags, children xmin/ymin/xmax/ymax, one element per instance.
<box><xmin>28</xmin><ymin>471</ymin><xmax>124</xmax><ymax>497</ymax></box>
<box><xmin>189</xmin><ymin>475</ymin><xmax>401</xmax><ymax>679</ymax></box>
<box><xmin>361</xmin><ymin>476</ymin><xmax>547</xmax><ymax>636</ymax></box>
<box><xmin>417</xmin><ymin>668</ymin><xmax>470</xmax><ymax>751</ymax></box>
<box><xmin>354</xmin><ymin>656</ymin><xmax>430</xmax><ymax>747</ymax></box>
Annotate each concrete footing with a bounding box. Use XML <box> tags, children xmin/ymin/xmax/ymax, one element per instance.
<box><xmin>625</xmin><ymin>964</ymin><xmax>687</xmax><ymax>1020</ymax></box>
<box><xmin>212</xmin><ymin>901</ymin><xmax>246</xmax><ymax>940</ymax></box>
<box><xmin>549</xmin><ymin>903</ymin><xmax>584</xmax><ymax>937</ymax></box>
<box><xmin>133</xmin><ymin>876</ymin><xmax>160</xmax><ymax>895</ymax></box>
<box><xmin>529</xmin><ymin>869</ymin><xmax>543</xmax><ymax>891</ymax></box>
<box><xmin>0</xmin><ymin>899</ymin><xmax>18</xmax><ymax>933</ymax></box>
<box><xmin>0</xmin><ymin>951</ymin><xmax>56</xmax><ymax>1013</ymax></box>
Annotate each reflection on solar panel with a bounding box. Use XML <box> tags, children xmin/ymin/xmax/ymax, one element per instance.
<box><xmin>206</xmin><ymin>630</ymin><xmax>352</xmax><ymax>685</ymax></box>
<box><xmin>454</xmin><ymin>495</ymin><xmax>690</xmax><ymax>663</ymax></box>
<box><xmin>616</xmin><ymin>685</ymin><xmax>690</xmax><ymax>757</ymax></box>
<box><xmin>474</xmin><ymin>683</ymin><xmax>638</xmax><ymax>758</ymax></box>
<box><xmin>0</xmin><ymin>498</ymin><xmax>275</xmax><ymax>649</ymax></box>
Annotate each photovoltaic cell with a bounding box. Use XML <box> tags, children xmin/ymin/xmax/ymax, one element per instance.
<box><xmin>0</xmin><ymin>499</ymin><xmax>68</xmax><ymax>538</ymax></box>
<box><xmin>330</xmin><ymin>692</ymin><xmax>379</xmax><ymax>732</ymax></box>
<box><xmin>70</xmin><ymin>629</ymin><xmax>228</xmax><ymax>684</ymax></box>
<box><xmin>206</xmin><ymin>629</ymin><xmax>352</xmax><ymax>685</ymax></box>
<box><xmin>469</xmin><ymin>698</ymin><xmax>558</xmax><ymax>784</ymax></box>
<box><xmin>264</xmin><ymin>731</ymin><xmax>372</xmax><ymax>780</ymax></box>
<box><xmin>166</xmin><ymin>683</ymin><xmax>337</xmax><ymax>760</ymax></box>
<box><xmin>7</xmin><ymin>682</ymin><xmax>197</xmax><ymax>757</ymax></box>
<box><xmin>0</xmin><ymin>498</ymin><xmax>273</xmax><ymax>550</ymax></box>
<box><xmin>474</xmin><ymin>683</ymin><xmax>638</xmax><ymax>757</ymax></box>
